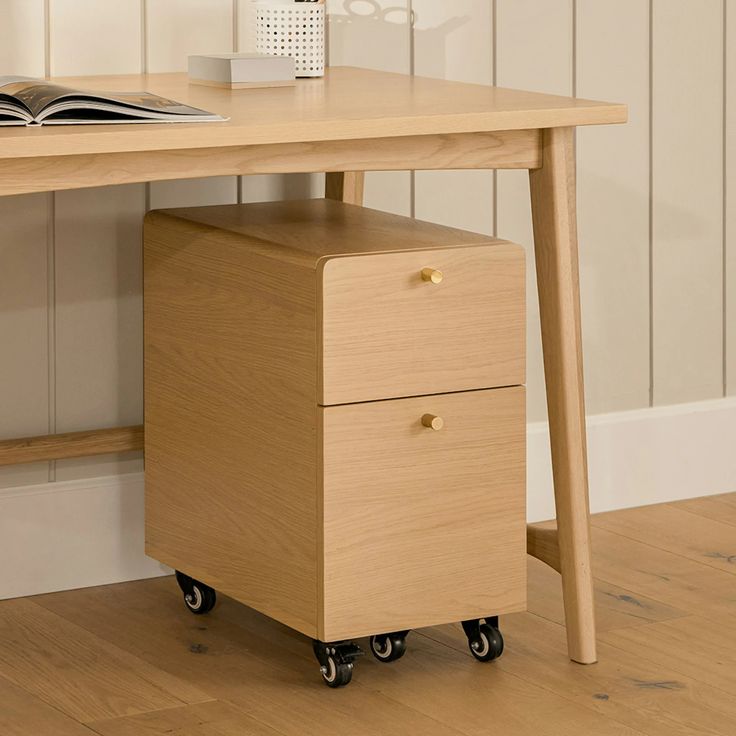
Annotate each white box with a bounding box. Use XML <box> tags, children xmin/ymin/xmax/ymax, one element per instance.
<box><xmin>188</xmin><ymin>53</ymin><xmax>295</xmax><ymax>89</ymax></box>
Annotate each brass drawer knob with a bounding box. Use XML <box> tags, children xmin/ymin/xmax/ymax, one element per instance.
<box><xmin>421</xmin><ymin>267</ymin><xmax>443</xmax><ymax>284</ymax></box>
<box><xmin>421</xmin><ymin>414</ymin><xmax>444</xmax><ymax>431</ymax></box>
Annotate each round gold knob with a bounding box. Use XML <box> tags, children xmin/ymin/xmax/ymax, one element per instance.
<box><xmin>421</xmin><ymin>267</ymin><xmax>443</xmax><ymax>284</ymax></box>
<box><xmin>421</xmin><ymin>414</ymin><xmax>444</xmax><ymax>431</ymax></box>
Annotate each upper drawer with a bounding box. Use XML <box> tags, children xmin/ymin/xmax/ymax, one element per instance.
<box><xmin>319</xmin><ymin>243</ymin><xmax>525</xmax><ymax>405</ymax></box>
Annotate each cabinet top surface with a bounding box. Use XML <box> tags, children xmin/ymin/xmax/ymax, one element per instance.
<box><xmin>0</xmin><ymin>67</ymin><xmax>626</xmax><ymax>160</ymax></box>
<box><xmin>148</xmin><ymin>199</ymin><xmax>513</xmax><ymax>267</ymax></box>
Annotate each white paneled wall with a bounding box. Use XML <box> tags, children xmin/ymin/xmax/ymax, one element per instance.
<box><xmin>495</xmin><ymin>0</ymin><xmax>573</xmax><ymax>422</ymax></box>
<box><xmin>0</xmin><ymin>0</ymin><xmax>734</xmax><ymax>493</ymax></box>
<box><xmin>576</xmin><ymin>0</ymin><xmax>650</xmax><ymax>413</ymax></box>
<box><xmin>652</xmin><ymin>0</ymin><xmax>724</xmax><ymax>406</ymax></box>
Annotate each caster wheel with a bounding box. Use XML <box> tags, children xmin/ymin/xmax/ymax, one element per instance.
<box><xmin>320</xmin><ymin>656</ymin><xmax>353</xmax><ymax>688</ymax></box>
<box><xmin>313</xmin><ymin>640</ymin><xmax>363</xmax><ymax>688</ymax></box>
<box><xmin>462</xmin><ymin>617</ymin><xmax>504</xmax><ymax>662</ymax></box>
<box><xmin>175</xmin><ymin>571</ymin><xmax>217</xmax><ymax>615</ymax></box>
<box><xmin>369</xmin><ymin>631</ymin><xmax>408</xmax><ymax>662</ymax></box>
<box><xmin>468</xmin><ymin>624</ymin><xmax>504</xmax><ymax>662</ymax></box>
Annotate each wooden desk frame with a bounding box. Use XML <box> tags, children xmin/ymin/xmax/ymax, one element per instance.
<box><xmin>0</xmin><ymin>124</ymin><xmax>596</xmax><ymax>665</ymax></box>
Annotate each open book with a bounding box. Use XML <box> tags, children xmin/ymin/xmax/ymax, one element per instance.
<box><xmin>0</xmin><ymin>76</ymin><xmax>225</xmax><ymax>126</ymax></box>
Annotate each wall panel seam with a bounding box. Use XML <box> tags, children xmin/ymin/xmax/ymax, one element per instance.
<box><xmin>648</xmin><ymin>0</ymin><xmax>654</xmax><ymax>408</ymax></box>
<box><xmin>44</xmin><ymin>0</ymin><xmax>55</xmax><ymax>482</ymax></box>
<box><xmin>723</xmin><ymin>0</ymin><xmax>728</xmax><ymax>397</ymax></box>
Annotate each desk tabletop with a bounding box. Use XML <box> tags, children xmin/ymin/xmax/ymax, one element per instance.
<box><xmin>0</xmin><ymin>67</ymin><xmax>626</xmax><ymax>160</ymax></box>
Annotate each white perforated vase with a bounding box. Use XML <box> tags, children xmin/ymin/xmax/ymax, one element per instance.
<box><xmin>255</xmin><ymin>2</ymin><xmax>325</xmax><ymax>78</ymax></box>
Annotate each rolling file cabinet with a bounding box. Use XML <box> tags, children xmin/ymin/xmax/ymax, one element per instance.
<box><xmin>143</xmin><ymin>199</ymin><xmax>527</xmax><ymax>687</ymax></box>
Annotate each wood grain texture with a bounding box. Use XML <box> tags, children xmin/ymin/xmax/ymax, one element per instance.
<box><xmin>0</xmin><ymin>675</ymin><xmax>95</xmax><ymax>736</ymax></box>
<box><xmin>145</xmin><ymin>199</ymin><xmax>526</xmax><ymax>641</ymax></box>
<box><xmin>526</xmin><ymin>522</ymin><xmax>561</xmax><ymax>572</ymax></box>
<box><xmin>13</xmin><ymin>494</ymin><xmax>735</xmax><ymax>736</ymax></box>
<box><xmin>675</xmin><ymin>493</ymin><xmax>736</xmax><ymax>527</ymax></box>
<box><xmin>320</xmin><ymin>387</ymin><xmax>526</xmax><ymax>640</ymax></box>
<box><xmin>0</xmin><ymin>598</ymin><xmax>210</xmax><ymax>723</ymax></box>
<box><xmin>592</xmin><ymin>503</ymin><xmax>736</xmax><ymax>577</ymax></box>
<box><xmin>651</xmin><ymin>0</ymin><xmax>724</xmax><ymax>405</ymax></box>
<box><xmin>525</xmin><ymin>556</ymin><xmax>687</xmax><ymax>634</ymax></box>
<box><xmin>0</xmin><ymin>425</ymin><xmax>142</xmax><ymax>467</ymax></box>
<box><xmin>144</xmin><ymin>211</ymin><xmax>319</xmax><ymax>638</ymax></box>
<box><xmin>426</xmin><ymin>609</ymin><xmax>736</xmax><ymax>736</ymax></box>
<box><xmin>0</xmin><ymin>130</ymin><xmax>541</xmax><ymax>198</ymax></box>
<box><xmin>320</xmin><ymin>243</ymin><xmax>525</xmax><ymax>404</ymax></box>
<box><xmin>88</xmin><ymin>701</ymin><xmax>283</xmax><ymax>736</ymax></box>
<box><xmin>325</xmin><ymin>172</ymin><xmax>365</xmax><ymax>205</ymax></box>
<box><xmin>529</xmin><ymin>126</ymin><xmax>596</xmax><ymax>664</ymax></box>
<box><xmin>0</xmin><ymin>69</ymin><xmax>625</xmax><ymax>161</ymax></box>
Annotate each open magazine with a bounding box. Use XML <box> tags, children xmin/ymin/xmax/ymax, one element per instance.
<box><xmin>0</xmin><ymin>76</ymin><xmax>226</xmax><ymax>126</ymax></box>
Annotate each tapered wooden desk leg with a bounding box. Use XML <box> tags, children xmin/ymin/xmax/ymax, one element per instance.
<box><xmin>529</xmin><ymin>126</ymin><xmax>597</xmax><ymax>665</ymax></box>
<box><xmin>325</xmin><ymin>172</ymin><xmax>365</xmax><ymax>205</ymax></box>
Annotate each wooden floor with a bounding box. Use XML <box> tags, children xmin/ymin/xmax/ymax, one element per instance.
<box><xmin>2</xmin><ymin>494</ymin><xmax>736</xmax><ymax>736</ymax></box>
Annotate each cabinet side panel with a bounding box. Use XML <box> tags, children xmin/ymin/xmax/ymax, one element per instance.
<box><xmin>144</xmin><ymin>213</ymin><xmax>318</xmax><ymax>637</ymax></box>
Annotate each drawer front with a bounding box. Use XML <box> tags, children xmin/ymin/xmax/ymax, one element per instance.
<box><xmin>319</xmin><ymin>244</ymin><xmax>525</xmax><ymax>405</ymax></box>
<box><xmin>319</xmin><ymin>386</ymin><xmax>526</xmax><ymax>641</ymax></box>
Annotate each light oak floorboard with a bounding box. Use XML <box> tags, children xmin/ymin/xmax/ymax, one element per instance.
<box><xmin>1</xmin><ymin>494</ymin><xmax>731</xmax><ymax>736</ymax></box>
<box><xmin>0</xmin><ymin>598</ymin><xmax>211</xmax><ymax>723</ymax></box>
<box><xmin>592</xmin><ymin>504</ymin><xmax>736</xmax><ymax>575</ymax></box>
<box><xmin>527</xmin><ymin>556</ymin><xmax>687</xmax><ymax>632</ymax></box>
<box><xmin>674</xmin><ymin>494</ymin><xmax>736</xmax><ymax>528</ymax></box>
<box><xmin>424</xmin><ymin>614</ymin><xmax>736</xmax><ymax>736</ymax></box>
<box><xmin>599</xmin><ymin>613</ymin><xmax>736</xmax><ymax>697</ymax></box>
<box><xmin>88</xmin><ymin>701</ymin><xmax>283</xmax><ymax>736</ymax></box>
<box><xmin>0</xmin><ymin>674</ymin><xmax>98</xmax><ymax>736</ymax></box>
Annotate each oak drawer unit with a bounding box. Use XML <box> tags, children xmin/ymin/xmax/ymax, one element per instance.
<box><xmin>144</xmin><ymin>199</ymin><xmax>526</xmax><ymax>688</ymax></box>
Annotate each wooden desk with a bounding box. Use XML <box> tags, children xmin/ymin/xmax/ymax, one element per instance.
<box><xmin>0</xmin><ymin>67</ymin><xmax>626</xmax><ymax>665</ymax></box>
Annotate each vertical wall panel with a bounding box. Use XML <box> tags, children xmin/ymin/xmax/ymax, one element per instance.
<box><xmin>576</xmin><ymin>0</ymin><xmax>650</xmax><ymax>413</ymax></box>
<box><xmin>652</xmin><ymin>0</ymin><xmax>724</xmax><ymax>405</ymax></box>
<box><xmin>0</xmin><ymin>0</ymin><xmax>45</xmax><ymax>76</ymax></box>
<box><xmin>495</xmin><ymin>0</ymin><xmax>573</xmax><ymax>422</ymax></box>
<box><xmin>51</xmin><ymin>1</ymin><xmax>146</xmax><ymax>480</ymax></box>
<box><xmin>0</xmin><ymin>195</ymin><xmax>50</xmax><ymax>488</ymax></box>
<box><xmin>727</xmin><ymin>0</ymin><xmax>735</xmax><ymax>394</ymax></box>
<box><xmin>327</xmin><ymin>0</ymin><xmax>412</xmax><ymax>215</ymax></box>
<box><xmin>54</xmin><ymin>186</ymin><xmax>146</xmax><ymax>480</ymax></box>
<box><xmin>0</xmin><ymin>1</ymin><xmax>48</xmax><ymax>488</ymax></box>
<box><xmin>50</xmin><ymin>0</ymin><xmax>141</xmax><ymax>75</ymax></box>
<box><xmin>412</xmin><ymin>0</ymin><xmax>494</xmax><ymax>235</ymax></box>
<box><xmin>147</xmin><ymin>0</ymin><xmax>237</xmax><ymax>208</ymax></box>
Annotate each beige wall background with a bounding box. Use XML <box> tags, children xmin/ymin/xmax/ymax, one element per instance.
<box><xmin>0</xmin><ymin>0</ymin><xmax>733</xmax><ymax>494</ymax></box>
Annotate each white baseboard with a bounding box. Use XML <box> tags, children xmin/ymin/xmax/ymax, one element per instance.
<box><xmin>2</xmin><ymin>397</ymin><xmax>735</xmax><ymax>599</ymax></box>
<box><xmin>528</xmin><ymin>396</ymin><xmax>736</xmax><ymax>522</ymax></box>
<box><xmin>0</xmin><ymin>473</ymin><xmax>168</xmax><ymax>601</ymax></box>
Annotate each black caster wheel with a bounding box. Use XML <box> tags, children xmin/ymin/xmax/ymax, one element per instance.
<box><xmin>175</xmin><ymin>571</ymin><xmax>217</xmax><ymax>615</ymax></box>
<box><xmin>462</xmin><ymin>617</ymin><xmax>504</xmax><ymax>662</ymax></box>
<box><xmin>369</xmin><ymin>631</ymin><xmax>408</xmax><ymax>662</ymax></box>
<box><xmin>313</xmin><ymin>640</ymin><xmax>363</xmax><ymax>688</ymax></box>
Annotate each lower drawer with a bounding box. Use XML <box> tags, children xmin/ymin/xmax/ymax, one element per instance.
<box><xmin>319</xmin><ymin>386</ymin><xmax>526</xmax><ymax>641</ymax></box>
